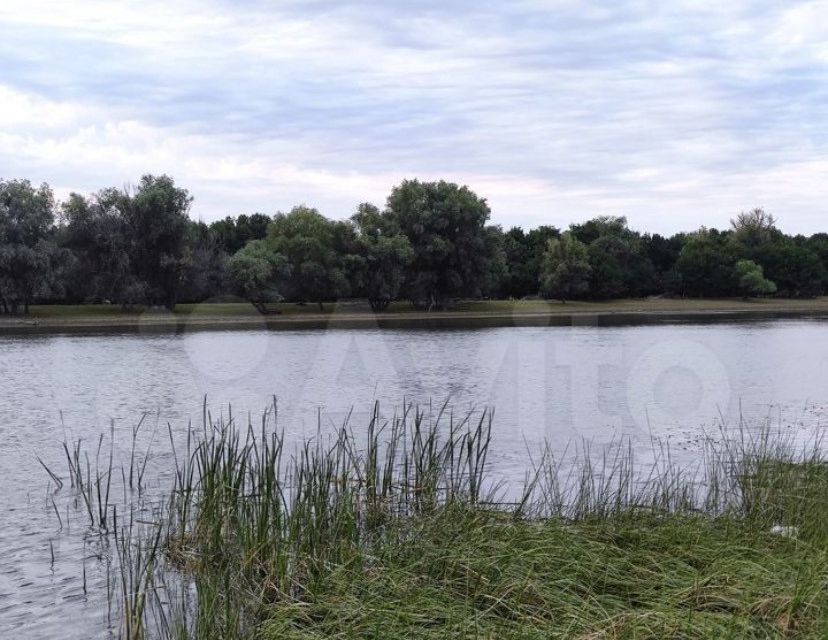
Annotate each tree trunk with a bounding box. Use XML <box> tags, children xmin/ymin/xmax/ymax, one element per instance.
<box><xmin>369</xmin><ymin>298</ymin><xmax>390</xmax><ymax>312</ymax></box>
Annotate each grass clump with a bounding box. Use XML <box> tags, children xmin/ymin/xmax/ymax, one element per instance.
<box><xmin>258</xmin><ymin>509</ymin><xmax>828</xmax><ymax>639</ymax></box>
<box><xmin>47</xmin><ymin>402</ymin><xmax>828</xmax><ymax>638</ymax></box>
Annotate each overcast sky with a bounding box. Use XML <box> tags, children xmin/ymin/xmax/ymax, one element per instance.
<box><xmin>1</xmin><ymin>0</ymin><xmax>826</xmax><ymax>234</ymax></box>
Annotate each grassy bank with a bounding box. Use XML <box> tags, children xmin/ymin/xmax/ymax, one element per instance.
<box><xmin>5</xmin><ymin>297</ymin><xmax>828</xmax><ymax>334</ymax></box>
<box><xmin>25</xmin><ymin>296</ymin><xmax>828</xmax><ymax>317</ymax></box>
<box><xmin>46</xmin><ymin>405</ymin><xmax>828</xmax><ymax>639</ymax></box>
<box><xmin>257</xmin><ymin>508</ymin><xmax>824</xmax><ymax>639</ymax></box>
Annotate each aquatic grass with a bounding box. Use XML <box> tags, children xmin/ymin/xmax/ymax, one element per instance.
<box><xmin>43</xmin><ymin>402</ymin><xmax>828</xmax><ymax>638</ymax></box>
<box><xmin>125</xmin><ymin>401</ymin><xmax>504</xmax><ymax>638</ymax></box>
<box><xmin>114</xmin><ymin>509</ymin><xmax>164</xmax><ymax>640</ymax></box>
<box><xmin>255</xmin><ymin>511</ymin><xmax>816</xmax><ymax>639</ymax></box>
<box><xmin>158</xmin><ymin>405</ymin><xmax>828</xmax><ymax>638</ymax></box>
<box><xmin>45</xmin><ymin>416</ymin><xmax>156</xmax><ymax>531</ymax></box>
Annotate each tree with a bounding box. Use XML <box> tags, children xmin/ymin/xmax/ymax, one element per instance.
<box><xmin>674</xmin><ymin>229</ymin><xmax>739</xmax><ymax>297</ymax></box>
<box><xmin>59</xmin><ymin>189</ymin><xmax>135</xmax><ymax>305</ymax></box>
<box><xmin>266</xmin><ymin>206</ymin><xmax>351</xmax><ymax>309</ymax></box>
<box><xmin>122</xmin><ymin>175</ymin><xmax>193</xmax><ymax>309</ymax></box>
<box><xmin>179</xmin><ymin>221</ymin><xmax>231</xmax><ymax>302</ymax></box>
<box><xmin>502</xmin><ymin>225</ymin><xmax>560</xmax><ymax>298</ymax></box>
<box><xmin>210</xmin><ymin>213</ymin><xmax>271</xmax><ymax>254</ymax></box>
<box><xmin>228</xmin><ymin>239</ymin><xmax>290</xmax><ymax>313</ymax></box>
<box><xmin>806</xmin><ymin>233</ymin><xmax>828</xmax><ymax>294</ymax></box>
<box><xmin>351</xmin><ymin>203</ymin><xmax>414</xmax><ymax>311</ymax></box>
<box><xmin>0</xmin><ymin>179</ymin><xmax>58</xmax><ymax>313</ymax></box>
<box><xmin>58</xmin><ymin>179</ymin><xmax>192</xmax><ymax>309</ymax></box>
<box><xmin>643</xmin><ymin>232</ymin><xmax>685</xmax><ymax>292</ymax></box>
<box><xmin>570</xmin><ymin>216</ymin><xmax>655</xmax><ymax>298</ymax></box>
<box><xmin>749</xmin><ymin>239</ymin><xmax>824</xmax><ymax>298</ymax></box>
<box><xmin>7</xmin><ymin>171</ymin><xmax>828</xmax><ymax>310</ymax></box>
<box><xmin>539</xmin><ymin>232</ymin><xmax>591</xmax><ymax>302</ymax></box>
<box><xmin>386</xmin><ymin>179</ymin><xmax>503</xmax><ymax>309</ymax></box>
<box><xmin>731</xmin><ymin>208</ymin><xmax>778</xmax><ymax>250</ymax></box>
<box><xmin>735</xmin><ymin>259</ymin><xmax>776</xmax><ymax>298</ymax></box>
<box><xmin>481</xmin><ymin>225</ymin><xmax>508</xmax><ymax>298</ymax></box>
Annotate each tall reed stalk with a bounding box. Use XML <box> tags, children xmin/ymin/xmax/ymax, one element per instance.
<box><xmin>42</xmin><ymin>402</ymin><xmax>828</xmax><ymax>638</ymax></box>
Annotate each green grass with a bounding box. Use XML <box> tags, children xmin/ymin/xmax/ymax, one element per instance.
<box><xmin>45</xmin><ymin>405</ymin><xmax>828</xmax><ymax>639</ymax></box>
<box><xmin>26</xmin><ymin>302</ymin><xmax>259</xmax><ymax>318</ymax></box>
<box><xmin>258</xmin><ymin>510</ymin><xmax>826</xmax><ymax>639</ymax></box>
<box><xmin>252</xmin><ymin>451</ymin><xmax>828</xmax><ymax>640</ymax></box>
<box><xmin>445</xmin><ymin>296</ymin><xmax>828</xmax><ymax>315</ymax></box>
<box><xmin>21</xmin><ymin>296</ymin><xmax>828</xmax><ymax>323</ymax></box>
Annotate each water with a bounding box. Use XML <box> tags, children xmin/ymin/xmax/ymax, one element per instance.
<box><xmin>2</xmin><ymin>320</ymin><xmax>828</xmax><ymax>638</ymax></box>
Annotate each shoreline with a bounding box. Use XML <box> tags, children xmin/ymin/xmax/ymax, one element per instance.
<box><xmin>3</xmin><ymin>299</ymin><xmax>828</xmax><ymax>334</ymax></box>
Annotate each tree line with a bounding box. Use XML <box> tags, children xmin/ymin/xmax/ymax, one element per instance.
<box><xmin>1</xmin><ymin>174</ymin><xmax>826</xmax><ymax>314</ymax></box>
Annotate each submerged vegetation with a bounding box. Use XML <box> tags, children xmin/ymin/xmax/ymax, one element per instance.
<box><xmin>43</xmin><ymin>404</ymin><xmax>828</xmax><ymax>639</ymax></box>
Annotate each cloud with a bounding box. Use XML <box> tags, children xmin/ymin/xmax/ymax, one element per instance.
<box><xmin>0</xmin><ymin>0</ymin><xmax>826</xmax><ymax>234</ymax></box>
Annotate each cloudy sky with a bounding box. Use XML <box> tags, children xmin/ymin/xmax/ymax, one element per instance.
<box><xmin>1</xmin><ymin>1</ymin><xmax>826</xmax><ymax>234</ymax></box>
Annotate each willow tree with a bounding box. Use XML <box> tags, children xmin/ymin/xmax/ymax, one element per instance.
<box><xmin>385</xmin><ymin>179</ymin><xmax>503</xmax><ymax>310</ymax></box>
<box><xmin>266</xmin><ymin>206</ymin><xmax>352</xmax><ymax>310</ymax></box>
<box><xmin>351</xmin><ymin>203</ymin><xmax>414</xmax><ymax>312</ymax></box>
<box><xmin>227</xmin><ymin>239</ymin><xmax>290</xmax><ymax>313</ymax></box>
<box><xmin>539</xmin><ymin>232</ymin><xmax>591</xmax><ymax>303</ymax></box>
<box><xmin>0</xmin><ymin>179</ymin><xmax>59</xmax><ymax>314</ymax></box>
<box><xmin>735</xmin><ymin>259</ymin><xmax>776</xmax><ymax>298</ymax></box>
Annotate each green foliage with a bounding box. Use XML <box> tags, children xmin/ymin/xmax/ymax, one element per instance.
<box><xmin>57</xmin><ymin>175</ymin><xmax>192</xmax><ymax>309</ymax></box>
<box><xmin>351</xmin><ymin>203</ymin><xmax>414</xmax><ymax>311</ymax></box>
<box><xmin>0</xmin><ymin>178</ymin><xmax>54</xmax><ymax>245</ymax></box>
<box><xmin>6</xmin><ymin>172</ymin><xmax>828</xmax><ymax>309</ymax></box>
<box><xmin>385</xmin><ymin>180</ymin><xmax>504</xmax><ymax>309</ymax></box>
<box><xmin>210</xmin><ymin>213</ymin><xmax>271</xmax><ymax>254</ymax></box>
<box><xmin>806</xmin><ymin>234</ymin><xmax>828</xmax><ymax>293</ymax></box>
<box><xmin>570</xmin><ymin>214</ymin><xmax>631</xmax><ymax>245</ymax></box>
<box><xmin>729</xmin><ymin>210</ymin><xmax>823</xmax><ymax>298</ymax></box>
<box><xmin>571</xmin><ymin>216</ymin><xmax>656</xmax><ymax>298</ymax></box>
<box><xmin>643</xmin><ymin>232</ymin><xmax>685</xmax><ymax>291</ymax></box>
<box><xmin>731</xmin><ymin>208</ymin><xmax>778</xmax><ymax>249</ymax></box>
<box><xmin>266</xmin><ymin>205</ymin><xmax>352</xmax><ymax>308</ymax></box>
<box><xmin>0</xmin><ymin>179</ymin><xmax>60</xmax><ymax>313</ymax></box>
<box><xmin>59</xmin><ymin>188</ymin><xmax>141</xmax><ymax>305</ymax></box>
<box><xmin>675</xmin><ymin>229</ymin><xmax>740</xmax><ymax>296</ymax></box>
<box><xmin>180</xmin><ymin>221</ymin><xmax>232</xmax><ymax>302</ymax></box>
<box><xmin>502</xmin><ymin>225</ymin><xmax>560</xmax><ymax>298</ymax></box>
<box><xmin>539</xmin><ymin>232</ymin><xmax>591</xmax><ymax>302</ymax></box>
<box><xmin>735</xmin><ymin>259</ymin><xmax>777</xmax><ymax>297</ymax></box>
<box><xmin>750</xmin><ymin>239</ymin><xmax>825</xmax><ymax>298</ymax></box>
<box><xmin>124</xmin><ymin>174</ymin><xmax>193</xmax><ymax>309</ymax></box>
<box><xmin>63</xmin><ymin>405</ymin><xmax>828</xmax><ymax>639</ymax></box>
<box><xmin>227</xmin><ymin>239</ymin><xmax>290</xmax><ymax>312</ymax></box>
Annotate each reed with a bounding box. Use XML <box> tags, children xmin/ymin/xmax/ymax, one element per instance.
<box><xmin>43</xmin><ymin>402</ymin><xmax>828</xmax><ymax>638</ymax></box>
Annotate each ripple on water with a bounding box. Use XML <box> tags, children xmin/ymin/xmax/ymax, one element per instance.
<box><xmin>2</xmin><ymin>322</ymin><xmax>828</xmax><ymax>637</ymax></box>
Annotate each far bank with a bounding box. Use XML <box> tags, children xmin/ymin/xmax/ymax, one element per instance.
<box><xmin>3</xmin><ymin>297</ymin><xmax>828</xmax><ymax>335</ymax></box>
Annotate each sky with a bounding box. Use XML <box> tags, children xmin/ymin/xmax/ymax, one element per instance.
<box><xmin>1</xmin><ymin>0</ymin><xmax>826</xmax><ymax>235</ymax></box>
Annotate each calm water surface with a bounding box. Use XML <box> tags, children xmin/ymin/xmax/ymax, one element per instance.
<box><xmin>2</xmin><ymin>321</ymin><xmax>828</xmax><ymax>638</ymax></box>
